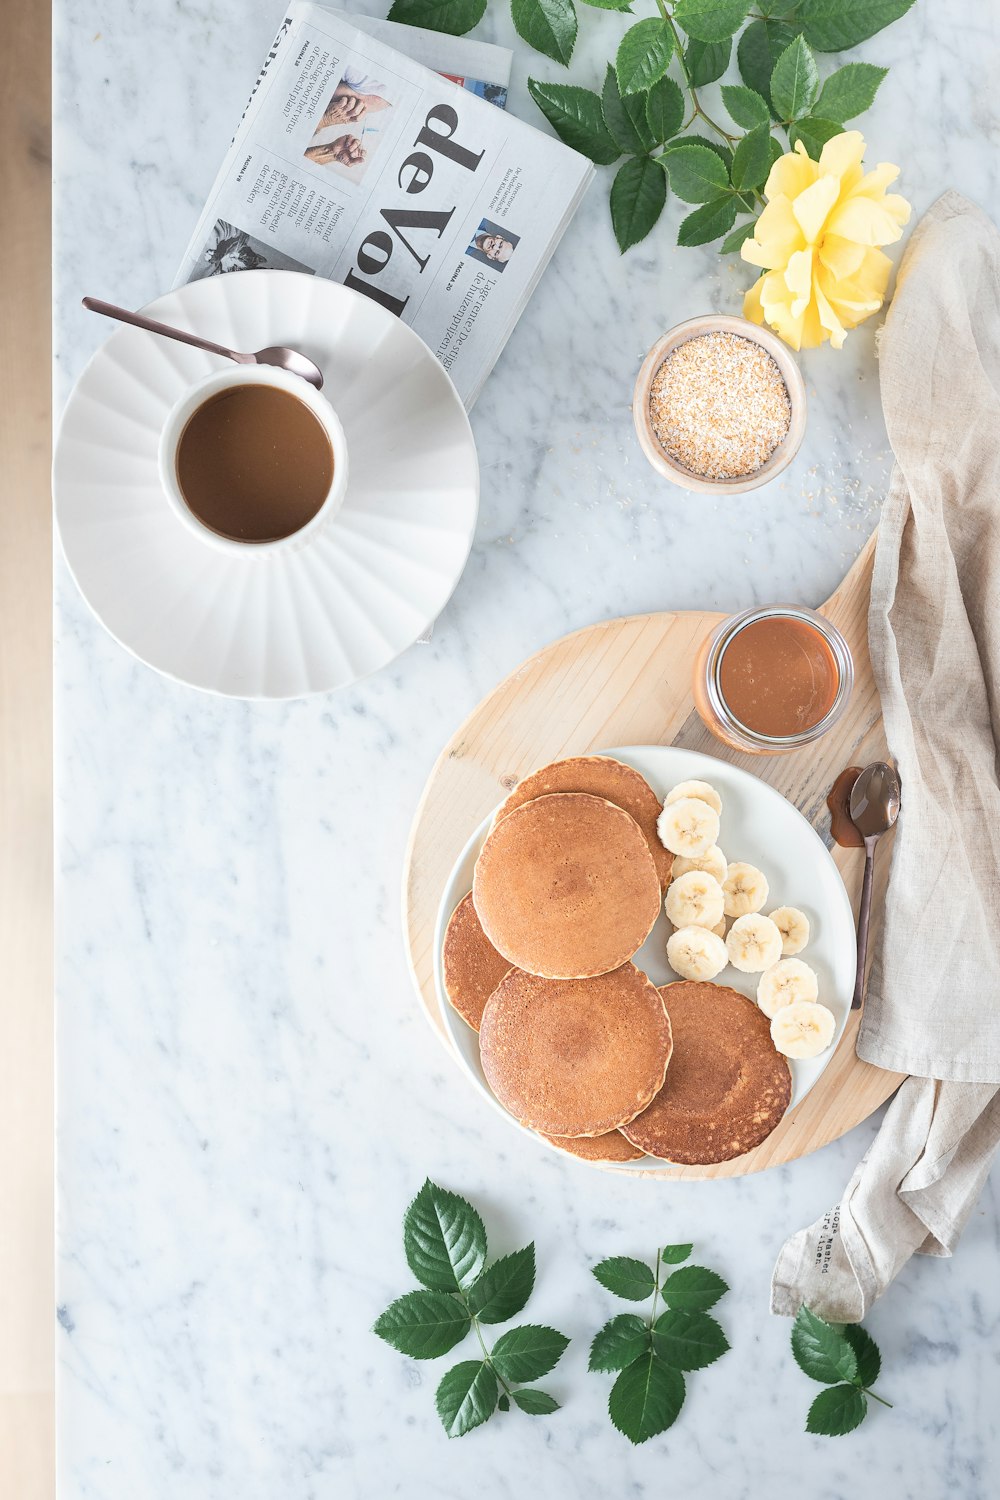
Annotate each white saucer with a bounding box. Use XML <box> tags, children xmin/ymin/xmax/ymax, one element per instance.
<box><xmin>54</xmin><ymin>271</ymin><xmax>479</xmax><ymax>698</ymax></box>
<box><xmin>433</xmin><ymin>745</ymin><xmax>856</xmax><ymax>1170</ymax></box>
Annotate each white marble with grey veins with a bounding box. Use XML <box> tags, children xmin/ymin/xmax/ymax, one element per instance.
<box><xmin>54</xmin><ymin>0</ymin><xmax>1000</xmax><ymax>1495</ymax></box>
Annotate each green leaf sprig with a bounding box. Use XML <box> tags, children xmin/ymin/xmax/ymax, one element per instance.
<box><xmin>791</xmin><ymin>1305</ymin><xmax>893</xmax><ymax>1436</ymax></box>
<box><xmin>373</xmin><ymin>1180</ymin><xmax>570</xmax><ymax>1436</ymax></box>
<box><xmin>589</xmin><ymin>1243</ymin><xmax>729</xmax><ymax>1443</ymax></box>
<box><xmin>389</xmin><ymin>0</ymin><xmax>915</xmax><ymax>255</ymax></box>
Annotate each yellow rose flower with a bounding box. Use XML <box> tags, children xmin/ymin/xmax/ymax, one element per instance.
<box><xmin>741</xmin><ymin>130</ymin><xmax>911</xmax><ymax>350</ymax></box>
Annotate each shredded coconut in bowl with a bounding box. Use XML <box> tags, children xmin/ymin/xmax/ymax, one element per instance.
<box><xmin>649</xmin><ymin>331</ymin><xmax>792</xmax><ymax>481</ymax></box>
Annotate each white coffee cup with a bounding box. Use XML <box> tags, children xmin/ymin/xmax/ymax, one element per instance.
<box><xmin>157</xmin><ymin>364</ymin><xmax>349</xmax><ymax>557</ymax></box>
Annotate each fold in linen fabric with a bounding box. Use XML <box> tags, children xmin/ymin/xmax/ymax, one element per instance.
<box><xmin>772</xmin><ymin>1078</ymin><xmax>1000</xmax><ymax>1321</ymax></box>
<box><xmin>773</xmin><ymin>192</ymin><xmax>1000</xmax><ymax>1319</ymax></box>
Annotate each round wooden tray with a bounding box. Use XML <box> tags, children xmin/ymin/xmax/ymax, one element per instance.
<box><xmin>402</xmin><ymin>534</ymin><xmax>904</xmax><ymax>1179</ymax></box>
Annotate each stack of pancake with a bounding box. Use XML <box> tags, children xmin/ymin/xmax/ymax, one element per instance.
<box><xmin>442</xmin><ymin>755</ymin><xmax>792</xmax><ymax>1166</ymax></box>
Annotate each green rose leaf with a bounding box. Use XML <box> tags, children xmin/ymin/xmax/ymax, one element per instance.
<box><xmin>806</xmin><ymin>1383</ymin><xmax>869</xmax><ymax>1436</ymax></box>
<box><xmin>610</xmin><ymin>156</ymin><xmax>667</xmax><ymax>252</ymax></box>
<box><xmin>652</xmin><ymin>1308</ymin><xmax>730</xmax><ymax>1370</ymax></box>
<box><xmin>677</xmin><ymin>196</ymin><xmax>738</xmax><ymax>247</ymax></box>
<box><xmin>372</xmin><ymin>1290</ymin><xmax>471</xmax><ymax>1360</ymax></box>
<box><xmin>645</xmin><ymin>76</ymin><xmax>685</xmax><ymax>147</ymax></box>
<box><xmin>616</xmin><ymin>18</ymin><xmax>675</xmax><ymax>96</ymax></box>
<box><xmin>719</xmin><ymin>219</ymin><xmax>758</xmax><ymax>254</ymax></box>
<box><xmin>512</xmin><ymin>0</ymin><xmax>578</xmax><ymax>66</ymax></box>
<box><xmin>737</xmin><ymin>19</ymin><xmax>798</xmax><ymax>116</ymax></box>
<box><xmin>527</xmin><ymin>80</ymin><xmax>620</xmax><ymax>165</ymax></box>
<box><xmin>387</xmin><ymin>0</ymin><xmax>486</xmax><ymax>35</ymax></box>
<box><xmin>466</xmin><ymin>1244</ymin><xmax>536</xmax><ymax>1325</ymax></box>
<box><xmin>815</xmin><ymin>63</ymin><xmax>888</xmax><ymax>123</ymax></box>
<box><xmin>497</xmin><ymin>1393</ymin><xmax>510</xmax><ymax>1411</ymax></box>
<box><xmin>404</xmin><ymin>1180</ymin><xmax>487</xmax><ymax>1292</ymax></box>
<box><xmin>658</xmin><ymin>143</ymin><xmax>729</xmax><ymax>204</ymax></box>
<box><xmin>721</xmin><ymin>84</ymin><xmax>771</xmax><ymax>130</ymax></box>
<box><xmin>608</xmin><ymin>1351</ymin><xmax>686</xmax><ymax>1444</ymax></box>
<box><xmin>435</xmin><ymin>1360</ymin><xmax>498</xmax><ymax>1438</ymax></box>
<box><xmin>684</xmin><ymin>134</ymin><xmax>733</xmax><ymax>170</ymax></box>
<box><xmin>788</xmin><ymin>116</ymin><xmax>843</xmax><ymax>157</ymax></box>
<box><xmin>592</xmin><ymin>1255</ymin><xmax>658</xmax><ymax>1301</ymax></box>
<box><xmin>843</xmin><ymin>1323</ymin><xmax>882</xmax><ymax>1388</ymax></box>
<box><xmin>799</xmin><ymin>0</ymin><xmax>916</xmax><ymax>52</ymax></box>
<box><xmin>661</xmin><ymin>1265</ymin><xmax>729</xmax><ymax>1311</ymax></box>
<box><xmin>674</xmin><ymin>0</ymin><xmax>751</xmax><ymax>42</ymax></box>
<box><xmin>684</xmin><ymin>36</ymin><xmax>731</xmax><ymax>86</ymax></box>
<box><xmin>580</xmin><ymin>0</ymin><xmax>632</xmax><ymax>10</ymax></box>
<box><xmin>602</xmin><ymin>65</ymin><xmax>652</xmax><ymax>156</ymax></box>
<box><xmin>589</xmin><ymin>1313</ymin><xmax>652</xmax><ymax>1372</ymax></box>
<box><xmin>771</xmin><ymin>35</ymin><xmax>820</xmax><ymax>122</ymax></box>
<box><xmin>791</xmin><ymin>1306</ymin><xmax>860</xmax><ymax>1386</ymax></box>
<box><xmin>660</xmin><ymin>1243</ymin><xmax>694</xmax><ymax>1265</ymax></box>
<box><xmin>731</xmin><ymin>124</ymin><xmax>773</xmax><ymax>191</ymax></box>
<box><xmin>511</xmin><ymin>1387</ymin><xmax>561</xmax><ymax>1414</ymax></box>
<box><xmin>490</xmin><ymin>1324</ymin><xmax>570</xmax><ymax>1382</ymax></box>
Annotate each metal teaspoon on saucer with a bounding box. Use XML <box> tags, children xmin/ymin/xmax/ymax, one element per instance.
<box><xmin>82</xmin><ymin>296</ymin><xmax>325</xmax><ymax>389</ymax></box>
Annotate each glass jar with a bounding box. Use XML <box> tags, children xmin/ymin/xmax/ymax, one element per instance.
<box><xmin>692</xmin><ymin>604</ymin><xmax>854</xmax><ymax>755</ymax></box>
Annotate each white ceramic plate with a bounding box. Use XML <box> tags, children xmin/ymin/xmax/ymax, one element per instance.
<box><xmin>54</xmin><ymin>271</ymin><xmax>479</xmax><ymax>698</ymax></box>
<box><xmin>433</xmin><ymin>745</ymin><xmax>856</xmax><ymax>1170</ymax></box>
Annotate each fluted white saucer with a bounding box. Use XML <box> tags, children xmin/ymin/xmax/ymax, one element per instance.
<box><xmin>54</xmin><ymin>271</ymin><xmax>479</xmax><ymax>698</ymax></box>
<box><xmin>433</xmin><ymin>745</ymin><xmax>856</xmax><ymax>1171</ymax></box>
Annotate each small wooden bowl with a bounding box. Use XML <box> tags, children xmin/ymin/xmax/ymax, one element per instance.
<box><xmin>632</xmin><ymin>314</ymin><xmax>807</xmax><ymax>495</ymax></box>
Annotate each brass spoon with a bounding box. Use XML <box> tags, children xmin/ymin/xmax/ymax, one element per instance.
<box><xmin>82</xmin><ymin>296</ymin><xmax>324</xmax><ymax>390</ymax></box>
<box><xmin>849</xmin><ymin>761</ymin><xmax>901</xmax><ymax>1010</ymax></box>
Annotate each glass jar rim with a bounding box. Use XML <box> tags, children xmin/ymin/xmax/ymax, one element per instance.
<box><xmin>704</xmin><ymin>605</ymin><xmax>854</xmax><ymax>751</ymax></box>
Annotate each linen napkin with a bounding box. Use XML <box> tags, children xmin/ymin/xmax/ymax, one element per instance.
<box><xmin>772</xmin><ymin>192</ymin><xmax>1000</xmax><ymax>1321</ymax></box>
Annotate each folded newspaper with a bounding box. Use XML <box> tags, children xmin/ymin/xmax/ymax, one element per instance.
<box><xmin>175</xmin><ymin>3</ymin><xmax>594</xmax><ymax>407</ymax></box>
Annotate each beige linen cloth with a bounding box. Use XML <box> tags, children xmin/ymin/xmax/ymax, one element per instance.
<box><xmin>772</xmin><ymin>192</ymin><xmax>1000</xmax><ymax>1321</ymax></box>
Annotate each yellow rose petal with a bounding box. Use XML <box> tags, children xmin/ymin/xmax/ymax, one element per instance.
<box><xmin>765</xmin><ymin>142</ymin><xmax>818</xmax><ymax>203</ymax></box>
<box><xmin>785</xmin><ymin>247</ymin><xmax>815</xmax><ymax>318</ymax></box>
<box><xmin>846</xmin><ymin>160</ymin><xmax>899</xmax><ymax>197</ymax></box>
<box><xmin>814</xmin><ymin>281</ymin><xmax>848</xmax><ymax>350</ymax></box>
<box><xmin>817</xmin><ymin>234</ymin><xmax>867</xmax><ymax>280</ymax></box>
<box><xmin>818</xmin><ymin>130</ymin><xmax>866</xmax><ymax>190</ymax></box>
<box><xmin>743</xmin><ymin>276</ymin><xmax>765</xmax><ymax>325</ymax></box>
<box><xmin>741</xmin><ymin>195</ymin><xmax>805</xmax><ymax>268</ymax></box>
<box><xmin>791</xmin><ymin>175</ymin><xmax>840</xmax><ymax>244</ymax></box>
<box><xmin>827</xmin><ymin>194</ymin><xmax>907</xmax><ymax>247</ymax></box>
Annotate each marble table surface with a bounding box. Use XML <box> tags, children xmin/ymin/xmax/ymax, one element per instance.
<box><xmin>54</xmin><ymin>1</ymin><xmax>1000</xmax><ymax>1495</ymax></box>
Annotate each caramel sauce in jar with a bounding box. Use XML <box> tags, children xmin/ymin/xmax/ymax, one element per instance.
<box><xmin>719</xmin><ymin>616</ymin><xmax>839</xmax><ymax>738</ymax></box>
<box><xmin>692</xmin><ymin>605</ymin><xmax>853</xmax><ymax>756</ymax></box>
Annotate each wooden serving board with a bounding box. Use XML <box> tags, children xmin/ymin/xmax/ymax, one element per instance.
<box><xmin>403</xmin><ymin>532</ymin><xmax>905</xmax><ymax>1179</ymax></box>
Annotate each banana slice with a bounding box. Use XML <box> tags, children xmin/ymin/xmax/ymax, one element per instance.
<box><xmin>770</xmin><ymin>1000</ymin><xmax>836</xmax><ymax>1059</ymax></box>
<box><xmin>722</xmin><ymin>862</ymin><xmax>769</xmax><ymax>918</ymax></box>
<box><xmin>664</xmin><ymin>870</ymin><xmax>725</xmax><ymax>930</ymax></box>
<box><xmin>667</xmin><ymin>925</ymin><xmax>728</xmax><ymax>981</ymax></box>
<box><xmin>664</xmin><ymin>779</ymin><xmax>723</xmax><ymax>816</ymax></box>
<box><xmin>657</xmin><ymin>797</ymin><xmax>720</xmax><ymax>858</ymax></box>
<box><xmin>757</xmin><ymin>958</ymin><xmax>820</xmax><ymax>1018</ymax></box>
<box><xmin>726</xmin><ymin>914</ymin><xmax>783</xmax><ymax>973</ymax></box>
<box><xmin>671</xmin><ymin>844</ymin><xmax>727</xmax><ymax>885</ymax></box>
<box><xmin>768</xmin><ymin>906</ymin><xmax>810</xmax><ymax>956</ymax></box>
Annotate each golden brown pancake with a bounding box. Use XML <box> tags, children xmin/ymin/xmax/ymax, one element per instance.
<box><xmin>479</xmin><ymin>963</ymin><xmax>673</xmax><ymax>1137</ymax></box>
<box><xmin>621</xmin><ymin>981</ymin><xmax>791</xmax><ymax>1164</ymax></box>
<box><xmin>473</xmin><ymin>792</ymin><xmax>661</xmax><ymax>979</ymax></box>
<box><xmin>496</xmin><ymin>755</ymin><xmax>674</xmax><ymax>889</ymax></box>
<box><xmin>442</xmin><ymin>892</ymin><xmax>512</xmax><ymax>1031</ymax></box>
<box><xmin>540</xmin><ymin>1129</ymin><xmax>646</xmax><ymax>1163</ymax></box>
